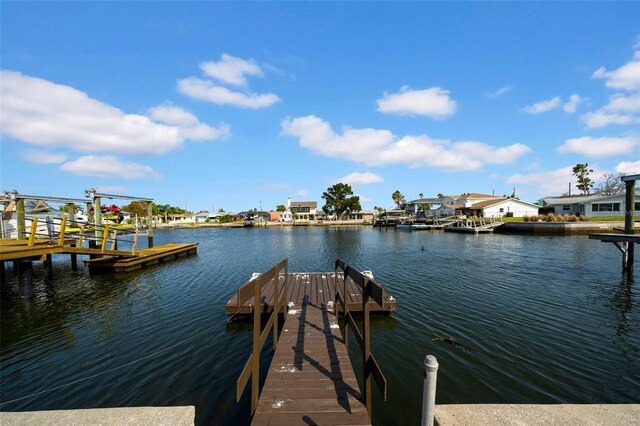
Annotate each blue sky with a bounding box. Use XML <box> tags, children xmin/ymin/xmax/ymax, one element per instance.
<box><xmin>1</xmin><ymin>2</ymin><xmax>639</xmax><ymax>212</ymax></box>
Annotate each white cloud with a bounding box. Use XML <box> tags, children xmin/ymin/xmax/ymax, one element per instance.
<box><xmin>262</xmin><ymin>183</ymin><xmax>291</xmax><ymax>191</ymax></box>
<box><xmin>581</xmin><ymin>111</ymin><xmax>636</xmax><ymax>129</ymax></box>
<box><xmin>199</xmin><ymin>54</ymin><xmax>263</xmax><ymax>87</ymax></box>
<box><xmin>557</xmin><ymin>136</ymin><xmax>640</xmax><ymax>158</ymax></box>
<box><xmin>147</xmin><ymin>104</ymin><xmax>230</xmax><ymax>141</ymax></box>
<box><xmin>508</xmin><ymin>165</ymin><xmax>607</xmax><ymax>197</ymax></box>
<box><xmin>563</xmin><ymin>94</ymin><xmax>583</xmax><ymax>113</ymax></box>
<box><xmin>95</xmin><ymin>185</ymin><xmax>128</xmax><ymax>194</ymax></box>
<box><xmin>336</xmin><ymin>172</ymin><xmax>383</xmax><ymax>185</ymax></box>
<box><xmin>295</xmin><ymin>189</ymin><xmax>309</xmax><ymax>197</ymax></box>
<box><xmin>0</xmin><ymin>71</ymin><xmax>186</xmax><ymax>154</ymax></box>
<box><xmin>522</xmin><ymin>96</ymin><xmax>562</xmax><ymax>114</ymax></box>
<box><xmin>281</xmin><ymin>115</ymin><xmax>531</xmax><ymax>171</ymax></box>
<box><xmin>60</xmin><ymin>155</ymin><xmax>158</xmax><ymax>179</ymax></box>
<box><xmin>592</xmin><ymin>51</ymin><xmax>640</xmax><ymax>91</ymax></box>
<box><xmin>22</xmin><ymin>149</ymin><xmax>67</xmax><ymax>164</ymax></box>
<box><xmin>604</xmin><ymin>92</ymin><xmax>640</xmax><ymax>112</ymax></box>
<box><xmin>376</xmin><ymin>86</ymin><xmax>457</xmax><ymax>119</ymax></box>
<box><xmin>177</xmin><ymin>77</ymin><xmax>280</xmax><ymax>109</ymax></box>
<box><xmin>486</xmin><ymin>86</ymin><xmax>511</xmax><ymax>99</ymax></box>
<box><xmin>615</xmin><ymin>160</ymin><xmax>640</xmax><ymax>175</ymax></box>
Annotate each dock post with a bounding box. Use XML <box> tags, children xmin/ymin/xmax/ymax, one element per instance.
<box><xmin>93</xmin><ymin>196</ymin><xmax>102</xmax><ymax>243</ymax></box>
<box><xmin>147</xmin><ymin>202</ymin><xmax>154</xmax><ymax>248</ymax></box>
<box><xmin>44</xmin><ymin>254</ymin><xmax>54</xmax><ymax>280</ymax></box>
<box><xmin>16</xmin><ymin>198</ymin><xmax>26</xmax><ymax>240</ymax></box>
<box><xmin>624</xmin><ymin>179</ymin><xmax>635</xmax><ymax>273</ymax></box>
<box><xmin>70</xmin><ymin>253</ymin><xmax>78</xmax><ymax>271</ymax></box>
<box><xmin>18</xmin><ymin>261</ymin><xmax>34</xmax><ymax>298</ymax></box>
<box><xmin>0</xmin><ymin>261</ymin><xmax>5</xmax><ymax>284</ymax></box>
<box><xmin>421</xmin><ymin>355</ymin><xmax>439</xmax><ymax>426</ymax></box>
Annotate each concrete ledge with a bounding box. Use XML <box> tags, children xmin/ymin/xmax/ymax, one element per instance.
<box><xmin>0</xmin><ymin>406</ymin><xmax>195</xmax><ymax>426</ymax></box>
<box><xmin>499</xmin><ymin>222</ymin><xmax>623</xmax><ymax>235</ymax></box>
<box><xmin>435</xmin><ymin>404</ymin><xmax>640</xmax><ymax>425</ymax></box>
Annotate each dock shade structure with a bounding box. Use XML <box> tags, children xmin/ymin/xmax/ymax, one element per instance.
<box><xmin>85</xmin><ymin>189</ymin><xmax>155</xmax><ymax>248</ymax></box>
<box><xmin>589</xmin><ymin>174</ymin><xmax>638</xmax><ymax>273</ymax></box>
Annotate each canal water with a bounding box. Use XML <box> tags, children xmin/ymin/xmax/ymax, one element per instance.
<box><xmin>1</xmin><ymin>227</ymin><xmax>638</xmax><ymax>424</ymax></box>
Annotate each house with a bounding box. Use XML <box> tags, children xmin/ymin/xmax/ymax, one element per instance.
<box><xmin>467</xmin><ymin>198</ymin><xmax>540</xmax><ymax>218</ymax></box>
<box><xmin>405</xmin><ymin>198</ymin><xmax>441</xmax><ymax>217</ymax></box>
<box><xmin>288</xmin><ymin>199</ymin><xmax>318</xmax><ymax>220</ymax></box>
<box><xmin>542</xmin><ymin>190</ymin><xmax>640</xmax><ymax>217</ymax></box>
<box><xmin>345</xmin><ymin>210</ymin><xmax>375</xmax><ymax>222</ymax></box>
<box><xmin>435</xmin><ymin>193</ymin><xmax>503</xmax><ymax>218</ymax></box>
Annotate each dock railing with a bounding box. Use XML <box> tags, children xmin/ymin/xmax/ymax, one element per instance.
<box><xmin>235</xmin><ymin>258</ymin><xmax>288</xmax><ymax>415</ymax></box>
<box><xmin>334</xmin><ymin>259</ymin><xmax>388</xmax><ymax>416</ymax></box>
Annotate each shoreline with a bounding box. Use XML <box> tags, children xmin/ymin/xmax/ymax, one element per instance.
<box><xmin>153</xmin><ymin>220</ymin><xmax>633</xmax><ymax>235</ymax></box>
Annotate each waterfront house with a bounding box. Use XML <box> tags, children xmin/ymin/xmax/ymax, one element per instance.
<box><xmin>288</xmin><ymin>200</ymin><xmax>318</xmax><ymax>220</ymax></box>
<box><xmin>405</xmin><ymin>198</ymin><xmax>441</xmax><ymax>218</ymax></box>
<box><xmin>467</xmin><ymin>198</ymin><xmax>540</xmax><ymax>218</ymax></box>
<box><xmin>542</xmin><ymin>190</ymin><xmax>640</xmax><ymax>217</ymax></box>
<box><xmin>435</xmin><ymin>193</ymin><xmax>503</xmax><ymax>218</ymax></box>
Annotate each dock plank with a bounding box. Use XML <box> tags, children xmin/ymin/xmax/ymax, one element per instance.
<box><xmin>252</xmin><ymin>301</ymin><xmax>370</xmax><ymax>426</ymax></box>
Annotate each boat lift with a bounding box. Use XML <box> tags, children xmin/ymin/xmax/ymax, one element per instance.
<box><xmin>84</xmin><ymin>189</ymin><xmax>155</xmax><ymax>247</ymax></box>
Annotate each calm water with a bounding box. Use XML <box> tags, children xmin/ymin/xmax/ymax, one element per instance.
<box><xmin>1</xmin><ymin>227</ymin><xmax>638</xmax><ymax>424</ymax></box>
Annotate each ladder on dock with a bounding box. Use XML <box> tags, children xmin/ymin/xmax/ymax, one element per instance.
<box><xmin>233</xmin><ymin>259</ymin><xmax>389</xmax><ymax>425</ymax></box>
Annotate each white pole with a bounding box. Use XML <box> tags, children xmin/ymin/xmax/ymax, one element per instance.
<box><xmin>421</xmin><ymin>355</ymin><xmax>439</xmax><ymax>426</ymax></box>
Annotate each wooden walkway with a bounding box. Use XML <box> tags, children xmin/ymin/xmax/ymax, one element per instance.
<box><xmin>252</xmin><ymin>300</ymin><xmax>370</xmax><ymax>425</ymax></box>
<box><xmin>83</xmin><ymin>243</ymin><xmax>198</xmax><ymax>272</ymax></box>
<box><xmin>226</xmin><ymin>272</ymin><xmax>396</xmax><ymax>315</ymax></box>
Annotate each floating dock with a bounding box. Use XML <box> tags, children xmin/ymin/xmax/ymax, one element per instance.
<box><xmin>232</xmin><ymin>259</ymin><xmax>390</xmax><ymax>425</ymax></box>
<box><xmin>226</xmin><ymin>272</ymin><xmax>396</xmax><ymax>315</ymax></box>
<box><xmin>83</xmin><ymin>243</ymin><xmax>198</xmax><ymax>272</ymax></box>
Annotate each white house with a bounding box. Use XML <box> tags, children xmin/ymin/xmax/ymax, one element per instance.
<box><xmin>542</xmin><ymin>190</ymin><xmax>640</xmax><ymax>217</ymax></box>
<box><xmin>435</xmin><ymin>193</ymin><xmax>503</xmax><ymax>218</ymax></box>
<box><xmin>469</xmin><ymin>198</ymin><xmax>540</xmax><ymax>218</ymax></box>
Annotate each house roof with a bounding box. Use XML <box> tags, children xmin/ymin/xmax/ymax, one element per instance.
<box><xmin>290</xmin><ymin>201</ymin><xmax>317</xmax><ymax>208</ymax></box>
<box><xmin>407</xmin><ymin>198</ymin><xmax>441</xmax><ymax>204</ymax></box>
<box><xmin>463</xmin><ymin>193</ymin><xmax>501</xmax><ymax>199</ymax></box>
<box><xmin>471</xmin><ymin>198</ymin><xmax>540</xmax><ymax>209</ymax></box>
<box><xmin>470</xmin><ymin>198</ymin><xmax>509</xmax><ymax>209</ymax></box>
<box><xmin>543</xmin><ymin>189</ymin><xmax>639</xmax><ymax>205</ymax></box>
<box><xmin>441</xmin><ymin>204</ymin><xmax>463</xmax><ymax>210</ymax></box>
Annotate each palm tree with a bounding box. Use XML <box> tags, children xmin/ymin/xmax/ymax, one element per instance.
<box><xmin>392</xmin><ymin>190</ymin><xmax>405</xmax><ymax>209</ymax></box>
<box><xmin>572</xmin><ymin>163</ymin><xmax>594</xmax><ymax>195</ymax></box>
<box><xmin>419</xmin><ymin>192</ymin><xmax>424</xmax><ymax>199</ymax></box>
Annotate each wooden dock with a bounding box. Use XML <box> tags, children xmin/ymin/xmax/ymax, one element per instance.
<box><xmin>233</xmin><ymin>259</ymin><xmax>389</xmax><ymax>425</ymax></box>
<box><xmin>252</xmin><ymin>301</ymin><xmax>370</xmax><ymax>425</ymax></box>
<box><xmin>83</xmin><ymin>243</ymin><xmax>198</xmax><ymax>272</ymax></box>
<box><xmin>226</xmin><ymin>272</ymin><xmax>396</xmax><ymax>315</ymax></box>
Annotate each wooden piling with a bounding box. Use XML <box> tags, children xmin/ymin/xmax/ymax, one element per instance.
<box><xmin>45</xmin><ymin>254</ymin><xmax>54</xmax><ymax>280</ymax></box>
<box><xmin>94</xmin><ymin>196</ymin><xmax>102</xmax><ymax>242</ymax></box>
<box><xmin>18</xmin><ymin>261</ymin><xmax>33</xmax><ymax>298</ymax></box>
<box><xmin>147</xmin><ymin>202</ymin><xmax>154</xmax><ymax>248</ymax></box>
<box><xmin>16</xmin><ymin>198</ymin><xmax>26</xmax><ymax>240</ymax></box>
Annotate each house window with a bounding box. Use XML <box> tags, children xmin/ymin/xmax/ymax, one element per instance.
<box><xmin>499</xmin><ymin>208</ymin><xmax>504</xmax><ymax>213</ymax></box>
<box><xmin>562</xmin><ymin>205</ymin><xmax>571</xmax><ymax>211</ymax></box>
<box><xmin>592</xmin><ymin>203</ymin><xmax>621</xmax><ymax>212</ymax></box>
<box><xmin>635</xmin><ymin>202</ymin><xmax>640</xmax><ymax>211</ymax></box>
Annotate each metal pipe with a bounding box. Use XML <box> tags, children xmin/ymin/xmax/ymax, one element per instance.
<box><xmin>421</xmin><ymin>355</ymin><xmax>439</xmax><ymax>426</ymax></box>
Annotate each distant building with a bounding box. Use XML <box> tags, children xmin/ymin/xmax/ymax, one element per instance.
<box><xmin>288</xmin><ymin>199</ymin><xmax>318</xmax><ymax>220</ymax></box>
<box><xmin>467</xmin><ymin>198</ymin><xmax>539</xmax><ymax>218</ymax></box>
<box><xmin>542</xmin><ymin>190</ymin><xmax>640</xmax><ymax>217</ymax></box>
<box><xmin>405</xmin><ymin>198</ymin><xmax>441</xmax><ymax>217</ymax></box>
<box><xmin>435</xmin><ymin>193</ymin><xmax>503</xmax><ymax>218</ymax></box>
